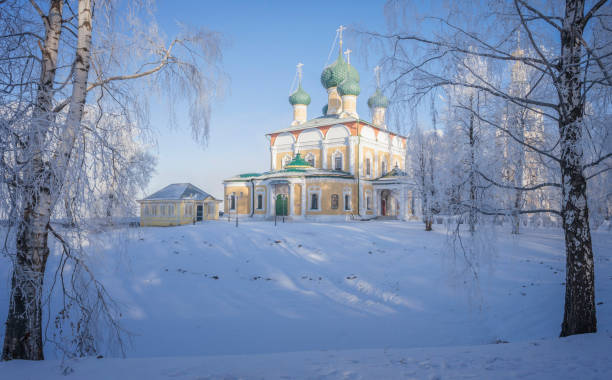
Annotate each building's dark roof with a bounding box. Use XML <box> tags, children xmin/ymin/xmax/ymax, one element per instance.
<box><xmin>141</xmin><ymin>183</ymin><xmax>214</xmax><ymax>201</ymax></box>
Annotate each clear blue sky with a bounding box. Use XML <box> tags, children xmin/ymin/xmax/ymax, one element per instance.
<box><xmin>145</xmin><ymin>1</ymin><xmax>414</xmax><ymax>199</ymax></box>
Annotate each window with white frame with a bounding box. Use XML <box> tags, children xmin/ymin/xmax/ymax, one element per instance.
<box><xmin>282</xmin><ymin>155</ymin><xmax>292</xmax><ymax>168</ymax></box>
<box><xmin>366</xmin><ymin>192</ymin><xmax>372</xmax><ymax>210</ymax></box>
<box><xmin>366</xmin><ymin>158</ymin><xmax>371</xmax><ymax>176</ymax></box>
<box><xmin>334</xmin><ymin>152</ymin><xmax>343</xmax><ymax>171</ymax></box>
<box><xmin>160</xmin><ymin>204</ymin><xmax>166</xmax><ymax>217</ymax></box>
<box><xmin>331</xmin><ymin>194</ymin><xmax>339</xmax><ymax>209</ymax></box>
<box><xmin>311</xmin><ymin>193</ymin><xmax>319</xmax><ymax>210</ymax></box>
<box><xmin>229</xmin><ymin>195</ymin><xmax>236</xmax><ymax>210</ymax></box>
<box><xmin>381</xmin><ymin>160</ymin><xmax>387</xmax><ymax>175</ymax></box>
<box><xmin>168</xmin><ymin>204</ymin><xmax>175</xmax><ymax>216</ymax></box>
<box><xmin>144</xmin><ymin>205</ymin><xmax>150</xmax><ymax>216</ymax></box>
<box><xmin>305</xmin><ymin>153</ymin><xmax>315</xmax><ymax>167</ymax></box>
<box><xmin>257</xmin><ymin>194</ymin><xmax>263</xmax><ymax>210</ymax></box>
<box><xmin>185</xmin><ymin>204</ymin><xmax>193</xmax><ymax>217</ymax></box>
<box><xmin>152</xmin><ymin>205</ymin><xmax>158</xmax><ymax>216</ymax></box>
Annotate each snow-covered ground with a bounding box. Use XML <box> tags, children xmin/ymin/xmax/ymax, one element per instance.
<box><xmin>1</xmin><ymin>220</ymin><xmax>611</xmax><ymax>378</ymax></box>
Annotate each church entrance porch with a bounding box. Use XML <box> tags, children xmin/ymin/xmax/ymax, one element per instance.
<box><xmin>378</xmin><ymin>189</ymin><xmax>399</xmax><ymax>218</ymax></box>
<box><xmin>268</xmin><ymin>181</ymin><xmax>291</xmax><ymax>218</ymax></box>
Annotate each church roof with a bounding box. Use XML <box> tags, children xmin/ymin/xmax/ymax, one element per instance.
<box><xmin>141</xmin><ymin>183</ymin><xmax>214</xmax><ymax>201</ymax></box>
<box><xmin>373</xmin><ymin>165</ymin><xmax>411</xmax><ymax>185</ymax></box>
<box><xmin>267</xmin><ymin>115</ymin><xmax>406</xmax><ymax>139</ymax></box>
<box><xmin>268</xmin><ymin>115</ymin><xmax>360</xmax><ymax>135</ymax></box>
<box><xmin>225</xmin><ymin>167</ymin><xmax>354</xmax><ymax>182</ymax></box>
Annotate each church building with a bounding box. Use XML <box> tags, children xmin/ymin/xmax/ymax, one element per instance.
<box><xmin>223</xmin><ymin>28</ymin><xmax>414</xmax><ymax>221</ymax></box>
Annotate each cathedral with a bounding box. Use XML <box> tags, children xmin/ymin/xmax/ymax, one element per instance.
<box><xmin>223</xmin><ymin>28</ymin><xmax>415</xmax><ymax>221</ymax></box>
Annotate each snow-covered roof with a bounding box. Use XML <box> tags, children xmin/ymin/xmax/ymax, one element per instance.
<box><xmin>141</xmin><ymin>183</ymin><xmax>215</xmax><ymax>201</ymax></box>
<box><xmin>268</xmin><ymin>115</ymin><xmax>361</xmax><ymax>135</ymax></box>
<box><xmin>225</xmin><ymin>167</ymin><xmax>354</xmax><ymax>182</ymax></box>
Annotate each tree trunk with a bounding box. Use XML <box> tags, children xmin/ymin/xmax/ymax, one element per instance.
<box><xmin>468</xmin><ymin>95</ymin><xmax>476</xmax><ymax>234</ymax></box>
<box><xmin>559</xmin><ymin>0</ymin><xmax>596</xmax><ymax>337</ymax></box>
<box><xmin>512</xmin><ymin>190</ymin><xmax>522</xmax><ymax>234</ymax></box>
<box><xmin>2</xmin><ymin>0</ymin><xmax>63</xmax><ymax>361</ymax></box>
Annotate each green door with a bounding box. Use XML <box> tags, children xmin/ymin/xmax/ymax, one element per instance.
<box><xmin>275</xmin><ymin>194</ymin><xmax>288</xmax><ymax>216</ymax></box>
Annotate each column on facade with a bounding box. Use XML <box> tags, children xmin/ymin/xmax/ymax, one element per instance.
<box><xmin>374</xmin><ymin>150</ymin><xmax>379</xmax><ymax>178</ymax></box>
<box><xmin>289</xmin><ymin>182</ymin><xmax>294</xmax><ymax>216</ymax></box>
<box><xmin>374</xmin><ymin>189</ymin><xmax>379</xmax><ymax>217</ymax></box>
<box><xmin>321</xmin><ymin>141</ymin><xmax>328</xmax><ymax>169</ymax></box>
<box><xmin>267</xmin><ymin>185</ymin><xmax>274</xmax><ymax>218</ymax></box>
<box><xmin>401</xmin><ymin>186</ymin><xmax>408</xmax><ymax>220</ymax></box>
<box><xmin>271</xmin><ymin>147</ymin><xmax>277</xmax><ymax>171</ymax></box>
<box><xmin>301</xmin><ymin>180</ymin><xmax>307</xmax><ymax>216</ymax></box>
<box><xmin>348</xmin><ymin>137</ymin><xmax>354</xmax><ymax>174</ymax></box>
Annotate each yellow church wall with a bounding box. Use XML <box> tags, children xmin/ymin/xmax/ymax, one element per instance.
<box><xmin>293</xmin><ymin>183</ymin><xmax>302</xmax><ymax>215</ymax></box>
<box><xmin>378</xmin><ymin>151</ymin><xmax>391</xmax><ymax>174</ymax></box>
<box><xmin>298</xmin><ymin>148</ymin><xmax>322</xmax><ymax>168</ymax></box>
<box><xmin>305</xmin><ymin>181</ymin><xmax>356</xmax><ymax>215</ymax></box>
<box><xmin>224</xmin><ymin>185</ymin><xmax>251</xmax><ymax>215</ymax></box>
<box><xmin>275</xmin><ymin>150</ymin><xmax>293</xmax><ymax>170</ymax></box>
<box><xmin>326</xmin><ymin>146</ymin><xmax>348</xmax><ymax>171</ymax></box>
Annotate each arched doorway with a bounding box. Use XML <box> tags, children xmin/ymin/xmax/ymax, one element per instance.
<box><xmin>273</xmin><ymin>183</ymin><xmax>289</xmax><ymax>216</ymax></box>
<box><xmin>380</xmin><ymin>190</ymin><xmax>391</xmax><ymax>216</ymax></box>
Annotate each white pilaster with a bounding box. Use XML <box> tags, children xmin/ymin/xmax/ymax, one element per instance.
<box><xmin>321</xmin><ymin>142</ymin><xmax>328</xmax><ymax>169</ymax></box>
<box><xmin>271</xmin><ymin>147</ymin><xmax>277</xmax><ymax>171</ymax></box>
<box><xmin>374</xmin><ymin>150</ymin><xmax>379</xmax><ymax>178</ymax></box>
<box><xmin>348</xmin><ymin>137</ymin><xmax>354</xmax><ymax>174</ymax></box>
<box><xmin>267</xmin><ymin>185</ymin><xmax>275</xmax><ymax>218</ymax></box>
<box><xmin>302</xmin><ymin>180</ymin><xmax>307</xmax><ymax>216</ymax></box>
<box><xmin>289</xmin><ymin>182</ymin><xmax>294</xmax><ymax>216</ymax></box>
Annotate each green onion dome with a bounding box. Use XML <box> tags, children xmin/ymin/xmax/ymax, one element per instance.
<box><xmin>322</xmin><ymin>104</ymin><xmax>328</xmax><ymax>115</ymax></box>
<box><xmin>338</xmin><ymin>71</ymin><xmax>361</xmax><ymax>96</ymax></box>
<box><xmin>367</xmin><ymin>88</ymin><xmax>389</xmax><ymax>108</ymax></box>
<box><xmin>288</xmin><ymin>84</ymin><xmax>311</xmax><ymax>106</ymax></box>
<box><xmin>320</xmin><ymin>51</ymin><xmax>344</xmax><ymax>89</ymax></box>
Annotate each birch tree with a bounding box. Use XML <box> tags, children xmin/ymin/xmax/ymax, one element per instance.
<box><xmin>372</xmin><ymin>0</ymin><xmax>611</xmax><ymax>336</ymax></box>
<box><xmin>1</xmin><ymin>0</ymin><xmax>223</xmax><ymax>360</ymax></box>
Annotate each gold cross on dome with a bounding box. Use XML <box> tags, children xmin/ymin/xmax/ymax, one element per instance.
<box><xmin>296</xmin><ymin>62</ymin><xmax>303</xmax><ymax>82</ymax></box>
<box><xmin>337</xmin><ymin>25</ymin><xmax>346</xmax><ymax>50</ymax></box>
<box><xmin>344</xmin><ymin>48</ymin><xmax>352</xmax><ymax>65</ymax></box>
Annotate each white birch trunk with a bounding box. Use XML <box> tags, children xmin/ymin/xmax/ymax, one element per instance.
<box><xmin>2</xmin><ymin>0</ymin><xmax>64</xmax><ymax>361</ymax></box>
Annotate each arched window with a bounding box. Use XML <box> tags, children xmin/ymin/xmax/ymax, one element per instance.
<box><xmin>257</xmin><ymin>194</ymin><xmax>263</xmax><ymax>209</ymax></box>
<box><xmin>334</xmin><ymin>153</ymin><xmax>343</xmax><ymax>171</ymax></box>
<box><xmin>229</xmin><ymin>195</ymin><xmax>236</xmax><ymax>210</ymax></box>
<box><xmin>282</xmin><ymin>155</ymin><xmax>292</xmax><ymax>168</ymax></box>
<box><xmin>381</xmin><ymin>160</ymin><xmax>387</xmax><ymax>175</ymax></box>
<box><xmin>366</xmin><ymin>158</ymin><xmax>371</xmax><ymax>176</ymax></box>
<box><xmin>331</xmin><ymin>194</ymin><xmax>339</xmax><ymax>209</ymax></box>
<box><xmin>310</xmin><ymin>193</ymin><xmax>318</xmax><ymax>210</ymax></box>
<box><xmin>344</xmin><ymin>194</ymin><xmax>351</xmax><ymax>211</ymax></box>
